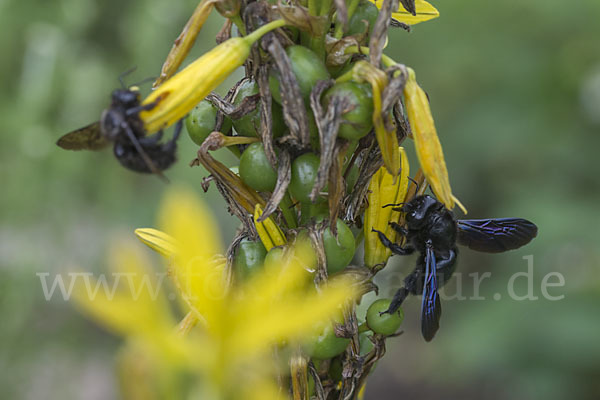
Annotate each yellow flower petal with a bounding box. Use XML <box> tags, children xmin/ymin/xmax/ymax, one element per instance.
<box><xmin>404</xmin><ymin>68</ymin><xmax>463</xmax><ymax>211</ymax></box>
<box><xmin>73</xmin><ymin>185</ymin><xmax>358</xmax><ymax>398</ymax></box>
<box><xmin>370</xmin><ymin>0</ymin><xmax>440</xmax><ymax>25</ymax></box>
<box><xmin>72</xmin><ymin>242</ymin><xmax>189</xmax><ymax>364</ymax></box>
<box><xmin>364</xmin><ymin>169</ymin><xmax>382</xmax><ymax>267</ymax></box>
<box><xmin>153</xmin><ymin>0</ymin><xmax>218</xmax><ymax>88</ymax></box>
<box><xmin>379</xmin><ymin>147</ymin><xmax>410</xmax><ymax>259</ymax></box>
<box><xmin>230</xmin><ymin>276</ymin><xmax>355</xmax><ymax>359</ymax></box>
<box><xmin>140</xmin><ymin>19</ymin><xmax>286</xmax><ymax>133</ymax></box>
<box><xmin>254</xmin><ymin>204</ymin><xmax>287</xmax><ymax>251</ymax></box>
<box><xmin>350</xmin><ymin>61</ymin><xmax>399</xmax><ymax>176</ymax></box>
<box><xmin>364</xmin><ymin>148</ymin><xmax>410</xmax><ymax>267</ymax></box>
<box><xmin>135</xmin><ymin>228</ymin><xmax>178</xmax><ymax>258</ymax></box>
<box><xmin>158</xmin><ymin>186</ymin><xmax>226</xmax><ymax>330</ymax></box>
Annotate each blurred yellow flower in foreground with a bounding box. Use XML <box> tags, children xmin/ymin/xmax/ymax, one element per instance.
<box><xmin>74</xmin><ymin>186</ymin><xmax>356</xmax><ymax>399</ymax></box>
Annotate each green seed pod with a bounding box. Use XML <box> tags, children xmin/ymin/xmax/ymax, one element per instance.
<box><xmin>359</xmin><ymin>331</ymin><xmax>374</xmax><ymax>356</ymax></box>
<box><xmin>269</xmin><ymin>45</ymin><xmax>330</xmax><ymax>104</ymax></box>
<box><xmin>347</xmin><ymin>1</ymin><xmax>379</xmax><ymax>39</ymax></box>
<box><xmin>264</xmin><ymin>246</ymin><xmax>285</xmax><ymax>267</ymax></box>
<box><xmin>185</xmin><ymin>100</ymin><xmax>232</xmax><ymax>146</ymax></box>
<box><xmin>232</xmin><ymin>79</ymin><xmax>286</xmax><ymax>138</ymax></box>
<box><xmin>323</xmin><ymin>81</ymin><xmax>374</xmax><ymax>140</ymax></box>
<box><xmin>233</xmin><ymin>238</ymin><xmax>267</xmax><ymax>281</ymax></box>
<box><xmin>239</xmin><ymin>142</ymin><xmax>277</xmax><ymax>192</ymax></box>
<box><xmin>299</xmin><ymin>201</ymin><xmax>329</xmax><ymax>225</ymax></box>
<box><xmin>329</xmin><ymin>357</ymin><xmax>343</xmax><ymax>382</ymax></box>
<box><xmin>366</xmin><ymin>298</ymin><xmax>404</xmax><ymax>335</ymax></box>
<box><xmin>290</xmin><ymin>153</ymin><xmax>322</xmax><ymax>204</ymax></box>
<box><xmin>323</xmin><ymin>219</ymin><xmax>356</xmax><ymax>274</ymax></box>
<box><xmin>305</xmin><ymin>319</ymin><xmax>350</xmax><ymax>360</ymax></box>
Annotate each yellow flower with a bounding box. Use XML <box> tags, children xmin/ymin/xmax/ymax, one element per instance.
<box><xmin>71</xmin><ymin>240</ymin><xmax>197</xmax><ymax>390</ymax></box>
<box><xmin>347</xmin><ymin>60</ymin><xmax>400</xmax><ymax>177</ymax></box>
<box><xmin>403</xmin><ymin>68</ymin><xmax>466</xmax><ymax>213</ymax></box>
<box><xmin>253</xmin><ymin>204</ymin><xmax>287</xmax><ymax>251</ymax></box>
<box><xmin>370</xmin><ymin>0</ymin><xmax>440</xmax><ymax>25</ymax></box>
<box><xmin>153</xmin><ymin>0</ymin><xmax>218</xmax><ymax>88</ymax></box>
<box><xmin>74</xmin><ymin>185</ymin><xmax>357</xmax><ymax>399</ymax></box>
<box><xmin>364</xmin><ymin>147</ymin><xmax>410</xmax><ymax>267</ymax></box>
<box><xmin>139</xmin><ymin>19</ymin><xmax>286</xmax><ymax>133</ymax></box>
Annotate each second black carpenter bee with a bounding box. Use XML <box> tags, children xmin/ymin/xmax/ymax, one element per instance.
<box><xmin>373</xmin><ymin>194</ymin><xmax>538</xmax><ymax>341</ymax></box>
<box><xmin>57</xmin><ymin>87</ymin><xmax>181</xmax><ymax>181</ymax></box>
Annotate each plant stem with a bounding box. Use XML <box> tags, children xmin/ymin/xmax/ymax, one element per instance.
<box><xmin>244</xmin><ymin>19</ymin><xmax>287</xmax><ymax>45</ymax></box>
<box><xmin>308</xmin><ymin>0</ymin><xmax>320</xmax><ymax>16</ymax></box>
<box><xmin>333</xmin><ymin>0</ymin><xmax>361</xmax><ymax>39</ymax></box>
<box><xmin>357</xmin><ymin>322</ymin><xmax>369</xmax><ymax>333</ymax></box>
<box><xmin>280</xmin><ymin>193</ymin><xmax>298</xmax><ymax>229</ymax></box>
<box><xmin>343</xmin><ymin>45</ymin><xmax>399</xmax><ymax>68</ymax></box>
<box><xmin>231</xmin><ymin>14</ymin><xmax>247</xmax><ymax>36</ymax></box>
<box><xmin>320</xmin><ymin>0</ymin><xmax>333</xmax><ymax>16</ymax></box>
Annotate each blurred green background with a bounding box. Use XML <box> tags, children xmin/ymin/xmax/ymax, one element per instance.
<box><xmin>0</xmin><ymin>0</ymin><xmax>599</xmax><ymax>398</ymax></box>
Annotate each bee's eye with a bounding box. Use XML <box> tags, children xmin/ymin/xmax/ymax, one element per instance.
<box><xmin>411</xmin><ymin>211</ymin><xmax>416</xmax><ymax>217</ymax></box>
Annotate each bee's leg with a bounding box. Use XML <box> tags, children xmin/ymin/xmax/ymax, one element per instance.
<box><xmin>122</xmin><ymin>122</ymin><xmax>168</xmax><ymax>182</ymax></box>
<box><xmin>138</xmin><ymin>130</ymin><xmax>164</xmax><ymax>146</ymax></box>
<box><xmin>384</xmin><ymin>269</ymin><xmax>420</xmax><ymax>314</ymax></box>
<box><xmin>126</xmin><ymin>99</ymin><xmax>160</xmax><ymax>116</ymax></box>
<box><xmin>435</xmin><ymin>249</ymin><xmax>457</xmax><ymax>270</ymax></box>
<box><xmin>163</xmin><ymin>119</ymin><xmax>183</xmax><ymax>152</ymax></box>
<box><xmin>435</xmin><ymin>248</ymin><xmax>457</xmax><ymax>285</ymax></box>
<box><xmin>385</xmin><ymin>287</ymin><xmax>409</xmax><ymax>314</ymax></box>
<box><xmin>372</xmin><ymin>228</ymin><xmax>414</xmax><ymax>256</ymax></box>
<box><xmin>389</xmin><ymin>222</ymin><xmax>408</xmax><ymax>236</ymax></box>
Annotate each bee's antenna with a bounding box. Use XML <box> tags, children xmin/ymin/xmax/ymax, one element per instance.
<box><xmin>118</xmin><ymin>66</ymin><xmax>138</xmax><ymax>89</ymax></box>
<box><xmin>130</xmin><ymin>76</ymin><xmax>157</xmax><ymax>89</ymax></box>
<box><xmin>382</xmin><ymin>202</ymin><xmax>405</xmax><ymax>208</ymax></box>
<box><xmin>407</xmin><ymin>176</ymin><xmax>420</xmax><ymax>192</ymax></box>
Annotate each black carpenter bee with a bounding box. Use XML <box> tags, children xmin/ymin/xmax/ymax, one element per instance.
<box><xmin>57</xmin><ymin>86</ymin><xmax>181</xmax><ymax>181</ymax></box>
<box><xmin>373</xmin><ymin>194</ymin><xmax>538</xmax><ymax>341</ymax></box>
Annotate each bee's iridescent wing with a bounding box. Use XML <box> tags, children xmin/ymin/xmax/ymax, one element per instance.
<box><xmin>457</xmin><ymin>218</ymin><xmax>538</xmax><ymax>253</ymax></box>
<box><xmin>57</xmin><ymin>121</ymin><xmax>110</xmax><ymax>151</ymax></box>
<box><xmin>421</xmin><ymin>245</ymin><xmax>441</xmax><ymax>342</ymax></box>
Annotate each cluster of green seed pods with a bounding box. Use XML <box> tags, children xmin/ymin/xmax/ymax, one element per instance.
<box><xmin>178</xmin><ymin>0</ymin><xmax>447</xmax><ymax>396</ymax></box>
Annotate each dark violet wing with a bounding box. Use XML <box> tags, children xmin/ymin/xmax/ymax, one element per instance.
<box><xmin>421</xmin><ymin>245</ymin><xmax>441</xmax><ymax>342</ymax></box>
<box><xmin>457</xmin><ymin>218</ymin><xmax>538</xmax><ymax>253</ymax></box>
<box><xmin>57</xmin><ymin>121</ymin><xmax>109</xmax><ymax>151</ymax></box>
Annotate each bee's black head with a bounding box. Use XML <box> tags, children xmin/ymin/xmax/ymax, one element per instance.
<box><xmin>111</xmin><ymin>88</ymin><xmax>140</xmax><ymax>108</ymax></box>
<box><xmin>403</xmin><ymin>195</ymin><xmax>441</xmax><ymax>228</ymax></box>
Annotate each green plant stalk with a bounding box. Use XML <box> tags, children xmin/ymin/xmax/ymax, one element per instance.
<box><xmin>333</xmin><ymin>0</ymin><xmax>361</xmax><ymax>39</ymax></box>
<box><xmin>280</xmin><ymin>193</ymin><xmax>298</xmax><ymax>229</ymax></box>
<box><xmin>320</xmin><ymin>0</ymin><xmax>333</xmax><ymax>16</ymax></box>
<box><xmin>231</xmin><ymin>14</ymin><xmax>247</xmax><ymax>36</ymax></box>
<box><xmin>301</xmin><ymin>0</ymin><xmax>330</xmax><ymax>59</ymax></box>
<box><xmin>245</xmin><ymin>18</ymin><xmax>287</xmax><ymax>43</ymax></box>
<box><xmin>308</xmin><ymin>0</ymin><xmax>320</xmax><ymax>16</ymax></box>
<box><xmin>226</xmin><ymin>144</ymin><xmax>241</xmax><ymax>158</ymax></box>
<box><xmin>343</xmin><ymin>45</ymin><xmax>398</xmax><ymax>68</ymax></box>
